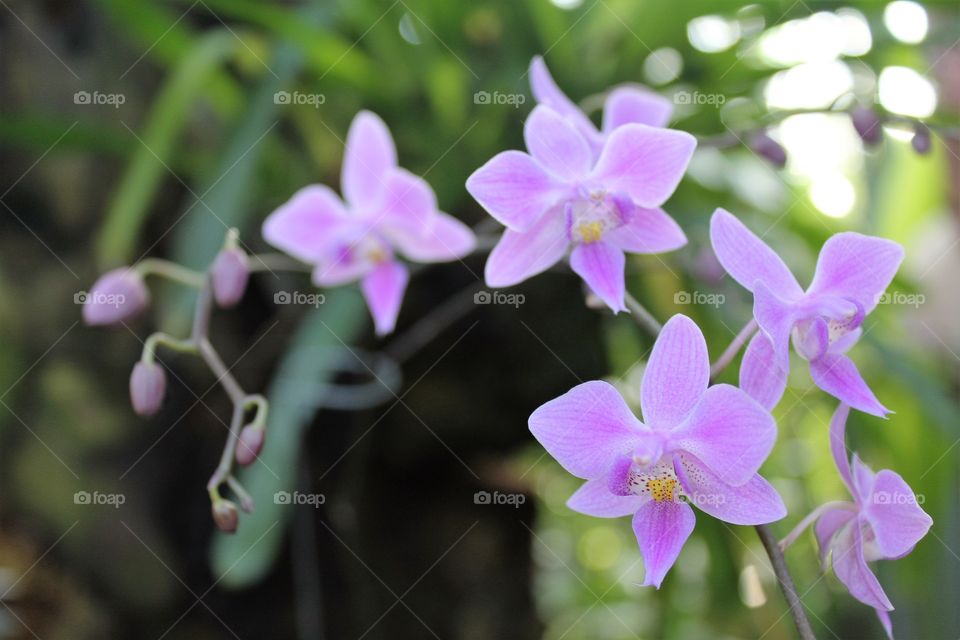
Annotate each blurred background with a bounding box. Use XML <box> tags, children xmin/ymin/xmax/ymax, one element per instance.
<box><xmin>0</xmin><ymin>0</ymin><xmax>957</xmax><ymax>638</ymax></box>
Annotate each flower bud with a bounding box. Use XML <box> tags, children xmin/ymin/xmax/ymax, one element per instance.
<box><xmin>235</xmin><ymin>425</ymin><xmax>265</xmax><ymax>466</ymax></box>
<box><xmin>211</xmin><ymin>248</ymin><xmax>250</xmax><ymax>308</ymax></box>
<box><xmin>129</xmin><ymin>361</ymin><xmax>166</xmax><ymax>417</ymax></box>
<box><xmin>212</xmin><ymin>499</ymin><xmax>239</xmax><ymax>533</ymax></box>
<box><xmin>851</xmin><ymin>107</ymin><xmax>883</xmax><ymax>145</ymax></box>
<box><xmin>82</xmin><ymin>268</ymin><xmax>149</xmax><ymax>326</ymax></box>
<box><xmin>911</xmin><ymin>124</ymin><xmax>931</xmax><ymax>154</ymax></box>
<box><xmin>749</xmin><ymin>131</ymin><xmax>787</xmax><ymax>168</ymax></box>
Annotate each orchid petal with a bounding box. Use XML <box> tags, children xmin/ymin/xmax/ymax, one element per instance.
<box><xmin>640</xmin><ymin>314</ymin><xmax>709</xmax><ymax>430</ymax></box>
<box><xmin>852</xmin><ymin>454</ymin><xmax>877</xmax><ymax>503</ymax></box>
<box><xmin>484</xmin><ymin>208</ymin><xmax>569</xmax><ymax>287</ymax></box>
<box><xmin>632</xmin><ymin>499</ymin><xmax>696</xmax><ymax>588</ymax></box>
<box><xmin>807</xmin><ymin>232</ymin><xmax>904</xmax><ymax>314</ymax></box>
<box><xmin>360</xmin><ymin>260</ymin><xmax>409</xmax><ymax>336</ymax></box>
<box><xmin>876</xmin><ymin>608</ymin><xmax>894</xmax><ymax>640</ymax></box>
<box><xmin>809</xmin><ymin>353</ymin><xmax>889</xmax><ymax>417</ymax></box>
<box><xmin>831</xmin><ymin>519</ymin><xmax>894</xmax><ymax>610</ymax></box>
<box><xmin>466</xmin><ymin>151</ymin><xmax>560</xmax><ymax>232</ymax></box>
<box><xmin>829</xmin><ymin>403</ymin><xmax>855</xmax><ymax>495</ymax></box>
<box><xmin>754</xmin><ymin>280</ymin><xmax>797</xmax><ymax>372</ymax></box>
<box><xmin>569</xmin><ymin>241</ymin><xmax>626</xmax><ymax>313</ymax></box>
<box><xmin>529</xmin><ymin>56</ymin><xmax>600</xmax><ymax>147</ymax></box>
<box><xmin>862</xmin><ymin>469</ymin><xmax>932</xmax><ymax>558</ymax></box>
<box><xmin>602</xmin><ymin>86</ymin><xmax>673</xmax><ymax>131</ymax></box>
<box><xmin>262</xmin><ymin>185</ymin><xmax>350</xmax><ymax>263</ymax></box>
<box><xmin>524</xmin><ymin>105</ymin><xmax>591</xmax><ymax>180</ymax></box>
<box><xmin>739</xmin><ymin>332</ymin><xmax>788</xmax><ymax>411</ymax></box>
<box><xmin>568</xmin><ymin>477</ymin><xmax>648</xmax><ymax>518</ymax></box>
<box><xmin>528</xmin><ymin>381</ymin><xmax>646</xmax><ymax>479</ymax></box>
<box><xmin>342</xmin><ymin>111</ymin><xmax>396</xmax><ymax>210</ymax></box>
<box><xmin>674</xmin><ymin>454</ymin><xmax>786</xmax><ymax>525</ymax></box>
<box><xmin>604</xmin><ymin>206</ymin><xmax>687</xmax><ymax>254</ymax></box>
<box><xmin>709</xmin><ymin>208</ymin><xmax>803</xmax><ymax>299</ymax></box>
<box><xmin>671</xmin><ymin>384</ymin><xmax>776</xmax><ymax>486</ymax></box>
<box><xmin>815</xmin><ymin>508</ymin><xmax>856</xmax><ymax>568</ymax></box>
<box><xmin>385</xmin><ymin>210</ymin><xmax>475</xmax><ymax>263</ymax></box>
<box><xmin>590</xmin><ymin>124</ymin><xmax>697</xmax><ymax>208</ymax></box>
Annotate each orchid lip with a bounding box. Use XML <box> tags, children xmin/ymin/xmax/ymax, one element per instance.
<box><xmin>563</xmin><ymin>189</ymin><xmax>633</xmax><ymax>244</ymax></box>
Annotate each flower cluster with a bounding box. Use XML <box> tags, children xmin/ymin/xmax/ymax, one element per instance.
<box><xmin>82</xmin><ymin>51</ymin><xmax>934</xmax><ymax>638</ymax></box>
<box><xmin>465</xmin><ymin>57</ymin><xmax>930</xmax><ymax>637</ymax></box>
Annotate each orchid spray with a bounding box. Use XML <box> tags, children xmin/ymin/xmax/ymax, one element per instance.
<box><xmin>81</xmin><ymin>45</ymin><xmax>943</xmax><ymax>639</ymax></box>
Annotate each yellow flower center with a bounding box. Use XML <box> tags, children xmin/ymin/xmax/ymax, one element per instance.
<box><xmin>577</xmin><ymin>221</ymin><xmax>605</xmax><ymax>243</ymax></box>
<box><xmin>646</xmin><ymin>476</ymin><xmax>678</xmax><ymax>503</ymax></box>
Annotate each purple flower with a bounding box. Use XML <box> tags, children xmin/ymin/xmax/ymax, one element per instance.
<box><xmin>817</xmin><ymin>404</ymin><xmax>931</xmax><ymax>638</ymax></box>
<box><xmin>466</xmin><ymin>105</ymin><xmax>695</xmax><ymax>312</ymax></box>
<box><xmin>710</xmin><ymin>208</ymin><xmax>903</xmax><ymax>416</ymax></box>
<box><xmin>263</xmin><ymin>111</ymin><xmax>476</xmax><ymax>335</ymax></box>
<box><xmin>529</xmin><ymin>56</ymin><xmax>674</xmax><ymax>159</ymax></box>
<box><xmin>529</xmin><ymin>315</ymin><xmax>785</xmax><ymax>588</ymax></box>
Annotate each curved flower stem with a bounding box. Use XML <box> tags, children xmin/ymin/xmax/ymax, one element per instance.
<box><xmin>136</xmin><ymin>258</ymin><xmax>206</xmax><ymax>288</ymax></box>
<box><xmin>779</xmin><ymin>501</ymin><xmax>857</xmax><ymax>552</ymax></box>
<box><xmin>709</xmin><ymin>319</ymin><xmax>758</xmax><ymax>381</ymax></box>
<box><xmin>141</xmin><ymin>332</ymin><xmax>197</xmax><ymax>363</ymax></box>
<box><xmin>190</xmin><ymin>276</ymin><xmax>259</xmax><ymax>520</ymax></box>
<box><xmin>624</xmin><ymin>292</ymin><xmax>662</xmax><ymax>336</ymax></box>
<box><xmin>756</xmin><ymin>523</ymin><xmax>817</xmax><ymax>640</ymax></box>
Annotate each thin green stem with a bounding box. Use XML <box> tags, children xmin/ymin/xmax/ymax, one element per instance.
<box><xmin>623</xmin><ymin>292</ymin><xmax>662</xmax><ymax>336</ymax></box>
<box><xmin>709</xmin><ymin>319</ymin><xmax>758</xmax><ymax>381</ymax></box>
<box><xmin>136</xmin><ymin>258</ymin><xmax>206</xmax><ymax>288</ymax></box>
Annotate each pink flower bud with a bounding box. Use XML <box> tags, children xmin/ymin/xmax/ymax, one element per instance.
<box><xmin>235</xmin><ymin>425</ymin><xmax>265</xmax><ymax>466</ymax></box>
<box><xmin>749</xmin><ymin>131</ymin><xmax>787</xmax><ymax>168</ymax></box>
<box><xmin>211</xmin><ymin>248</ymin><xmax>250</xmax><ymax>308</ymax></box>
<box><xmin>851</xmin><ymin>107</ymin><xmax>883</xmax><ymax>145</ymax></box>
<box><xmin>212</xmin><ymin>499</ymin><xmax>239</xmax><ymax>533</ymax></box>
<box><xmin>82</xmin><ymin>268</ymin><xmax>149</xmax><ymax>326</ymax></box>
<box><xmin>129</xmin><ymin>361</ymin><xmax>166</xmax><ymax>417</ymax></box>
<box><xmin>911</xmin><ymin>124</ymin><xmax>931</xmax><ymax>154</ymax></box>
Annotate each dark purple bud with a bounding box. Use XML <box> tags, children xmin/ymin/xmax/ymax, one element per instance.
<box><xmin>911</xmin><ymin>124</ymin><xmax>931</xmax><ymax>154</ymax></box>
<box><xmin>129</xmin><ymin>361</ymin><xmax>166</xmax><ymax>417</ymax></box>
<box><xmin>212</xmin><ymin>499</ymin><xmax>239</xmax><ymax>533</ymax></box>
<box><xmin>851</xmin><ymin>107</ymin><xmax>883</xmax><ymax>145</ymax></box>
<box><xmin>749</xmin><ymin>131</ymin><xmax>787</xmax><ymax>168</ymax></box>
<box><xmin>235</xmin><ymin>426</ymin><xmax>265</xmax><ymax>466</ymax></box>
<box><xmin>211</xmin><ymin>248</ymin><xmax>250</xmax><ymax>308</ymax></box>
<box><xmin>82</xmin><ymin>268</ymin><xmax>149</xmax><ymax>326</ymax></box>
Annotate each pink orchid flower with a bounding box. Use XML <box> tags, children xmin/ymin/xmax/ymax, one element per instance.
<box><xmin>528</xmin><ymin>55</ymin><xmax>674</xmax><ymax>159</ymax></box>
<box><xmin>263</xmin><ymin>111</ymin><xmax>476</xmax><ymax>335</ymax></box>
<box><xmin>710</xmin><ymin>208</ymin><xmax>903</xmax><ymax>416</ymax></box>
<box><xmin>529</xmin><ymin>314</ymin><xmax>785</xmax><ymax>588</ymax></box>
<box><xmin>466</xmin><ymin>104</ymin><xmax>695</xmax><ymax>312</ymax></box>
<box><xmin>817</xmin><ymin>404</ymin><xmax>932</xmax><ymax>638</ymax></box>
